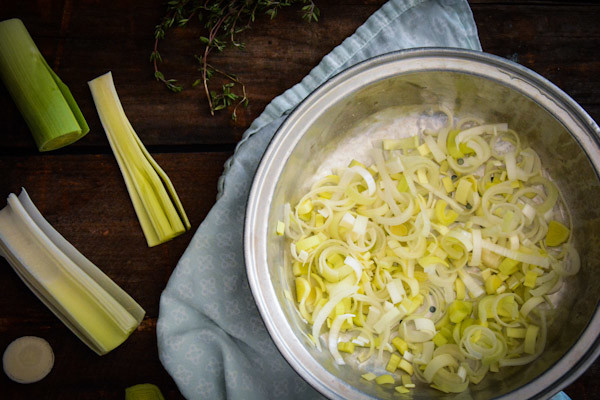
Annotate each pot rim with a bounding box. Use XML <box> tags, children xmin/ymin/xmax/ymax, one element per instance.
<box><xmin>245</xmin><ymin>47</ymin><xmax>600</xmax><ymax>400</ymax></box>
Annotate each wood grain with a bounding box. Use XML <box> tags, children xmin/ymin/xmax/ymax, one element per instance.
<box><xmin>0</xmin><ymin>152</ymin><xmax>229</xmax><ymax>398</ymax></box>
<box><xmin>0</xmin><ymin>152</ymin><xmax>232</xmax><ymax>313</ymax></box>
<box><xmin>2</xmin><ymin>1</ymin><xmax>598</xmax><ymax>150</ymax></box>
<box><xmin>1</xmin><ymin>0</ymin><xmax>599</xmax><ymax>399</ymax></box>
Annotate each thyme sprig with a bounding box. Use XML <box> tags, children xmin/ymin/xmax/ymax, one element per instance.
<box><xmin>152</xmin><ymin>0</ymin><xmax>319</xmax><ymax>119</ymax></box>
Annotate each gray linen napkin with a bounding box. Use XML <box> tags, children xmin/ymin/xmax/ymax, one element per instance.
<box><xmin>157</xmin><ymin>1</ymin><xmax>482</xmax><ymax>398</ymax></box>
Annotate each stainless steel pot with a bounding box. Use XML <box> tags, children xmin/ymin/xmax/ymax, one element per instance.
<box><xmin>245</xmin><ymin>48</ymin><xmax>600</xmax><ymax>399</ymax></box>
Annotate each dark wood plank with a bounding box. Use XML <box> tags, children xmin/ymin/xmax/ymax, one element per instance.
<box><xmin>1</xmin><ymin>1</ymin><xmax>600</xmax><ymax>399</ymax></box>
<box><xmin>471</xmin><ymin>2</ymin><xmax>600</xmax><ymax>123</ymax></box>
<box><xmin>0</xmin><ymin>1</ymin><xmax>387</xmax><ymax>150</ymax></box>
<box><xmin>4</xmin><ymin>0</ymin><xmax>599</xmax><ymax>150</ymax></box>
<box><xmin>1</xmin><ymin>318</ymin><xmax>185</xmax><ymax>399</ymax></box>
<box><xmin>565</xmin><ymin>361</ymin><xmax>600</xmax><ymax>400</ymax></box>
<box><xmin>0</xmin><ymin>152</ymin><xmax>229</xmax><ymax>398</ymax></box>
<box><xmin>0</xmin><ymin>152</ymin><xmax>232</xmax><ymax>314</ymax></box>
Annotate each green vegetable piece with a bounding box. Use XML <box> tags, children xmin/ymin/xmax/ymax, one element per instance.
<box><xmin>0</xmin><ymin>18</ymin><xmax>89</xmax><ymax>151</ymax></box>
<box><xmin>545</xmin><ymin>220</ymin><xmax>570</xmax><ymax>247</ymax></box>
<box><xmin>448</xmin><ymin>300</ymin><xmax>473</xmax><ymax>323</ymax></box>
<box><xmin>126</xmin><ymin>384</ymin><xmax>165</xmax><ymax>400</ymax></box>
<box><xmin>88</xmin><ymin>72</ymin><xmax>191</xmax><ymax>247</ymax></box>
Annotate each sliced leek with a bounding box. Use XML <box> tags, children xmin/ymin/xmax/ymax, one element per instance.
<box><xmin>0</xmin><ymin>19</ymin><xmax>89</xmax><ymax>151</ymax></box>
<box><xmin>280</xmin><ymin>108</ymin><xmax>578</xmax><ymax>394</ymax></box>
<box><xmin>0</xmin><ymin>189</ymin><xmax>145</xmax><ymax>355</ymax></box>
<box><xmin>88</xmin><ymin>72</ymin><xmax>190</xmax><ymax>246</ymax></box>
<box><xmin>2</xmin><ymin>336</ymin><xmax>54</xmax><ymax>383</ymax></box>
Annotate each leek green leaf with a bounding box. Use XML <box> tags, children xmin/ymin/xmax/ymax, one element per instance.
<box><xmin>0</xmin><ymin>18</ymin><xmax>89</xmax><ymax>151</ymax></box>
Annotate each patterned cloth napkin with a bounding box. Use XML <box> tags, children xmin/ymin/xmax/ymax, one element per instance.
<box><xmin>156</xmin><ymin>1</ymin><xmax>570</xmax><ymax>399</ymax></box>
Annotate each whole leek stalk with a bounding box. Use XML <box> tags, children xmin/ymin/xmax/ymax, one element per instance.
<box><xmin>0</xmin><ymin>18</ymin><xmax>89</xmax><ymax>151</ymax></box>
<box><xmin>0</xmin><ymin>189</ymin><xmax>145</xmax><ymax>355</ymax></box>
<box><xmin>88</xmin><ymin>72</ymin><xmax>190</xmax><ymax>247</ymax></box>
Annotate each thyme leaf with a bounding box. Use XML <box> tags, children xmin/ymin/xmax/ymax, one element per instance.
<box><xmin>152</xmin><ymin>0</ymin><xmax>319</xmax><ymax>119</ymax></box>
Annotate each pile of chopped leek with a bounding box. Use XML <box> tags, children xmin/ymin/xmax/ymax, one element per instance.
<box><xmin>279</xmin><ymin>108</ymin><xmax>578</xmax><ymax>394</ymax></box>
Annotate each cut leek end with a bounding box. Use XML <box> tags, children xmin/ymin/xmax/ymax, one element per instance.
<box><xmin>146</xmin><ymin>227</ymin><xmax>187</xmax><ymax>248</ymax></box>
<box><xmin>2</xmin><ymin>336</ymin><xmax>54</xmax><ymax>384</ymax></box>
<box><xmin>0</xmin><ymin>19</ymin><xmax>89</xmax><ymax>152</ymax></box>
<box><xmin>88</xmin><ymin>71</ymin><xmax>190</xmax><ymax>247</ymax></box>
<box><xmin>94</xmin><ymin>323</ymin><xmax>141</xmax><ymax>356</ymax></box>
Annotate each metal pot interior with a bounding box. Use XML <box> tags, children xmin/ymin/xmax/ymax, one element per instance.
<box><xmin>246</xmin><ymin>50</ymin><xmax>600</xmax><ymax>400</ymax></box>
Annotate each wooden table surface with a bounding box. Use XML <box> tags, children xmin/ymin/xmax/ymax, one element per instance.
<box><xmin>1</xmin><ymin>1</ymin><xmax>599</xmax><ymax>398</ymax></box>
